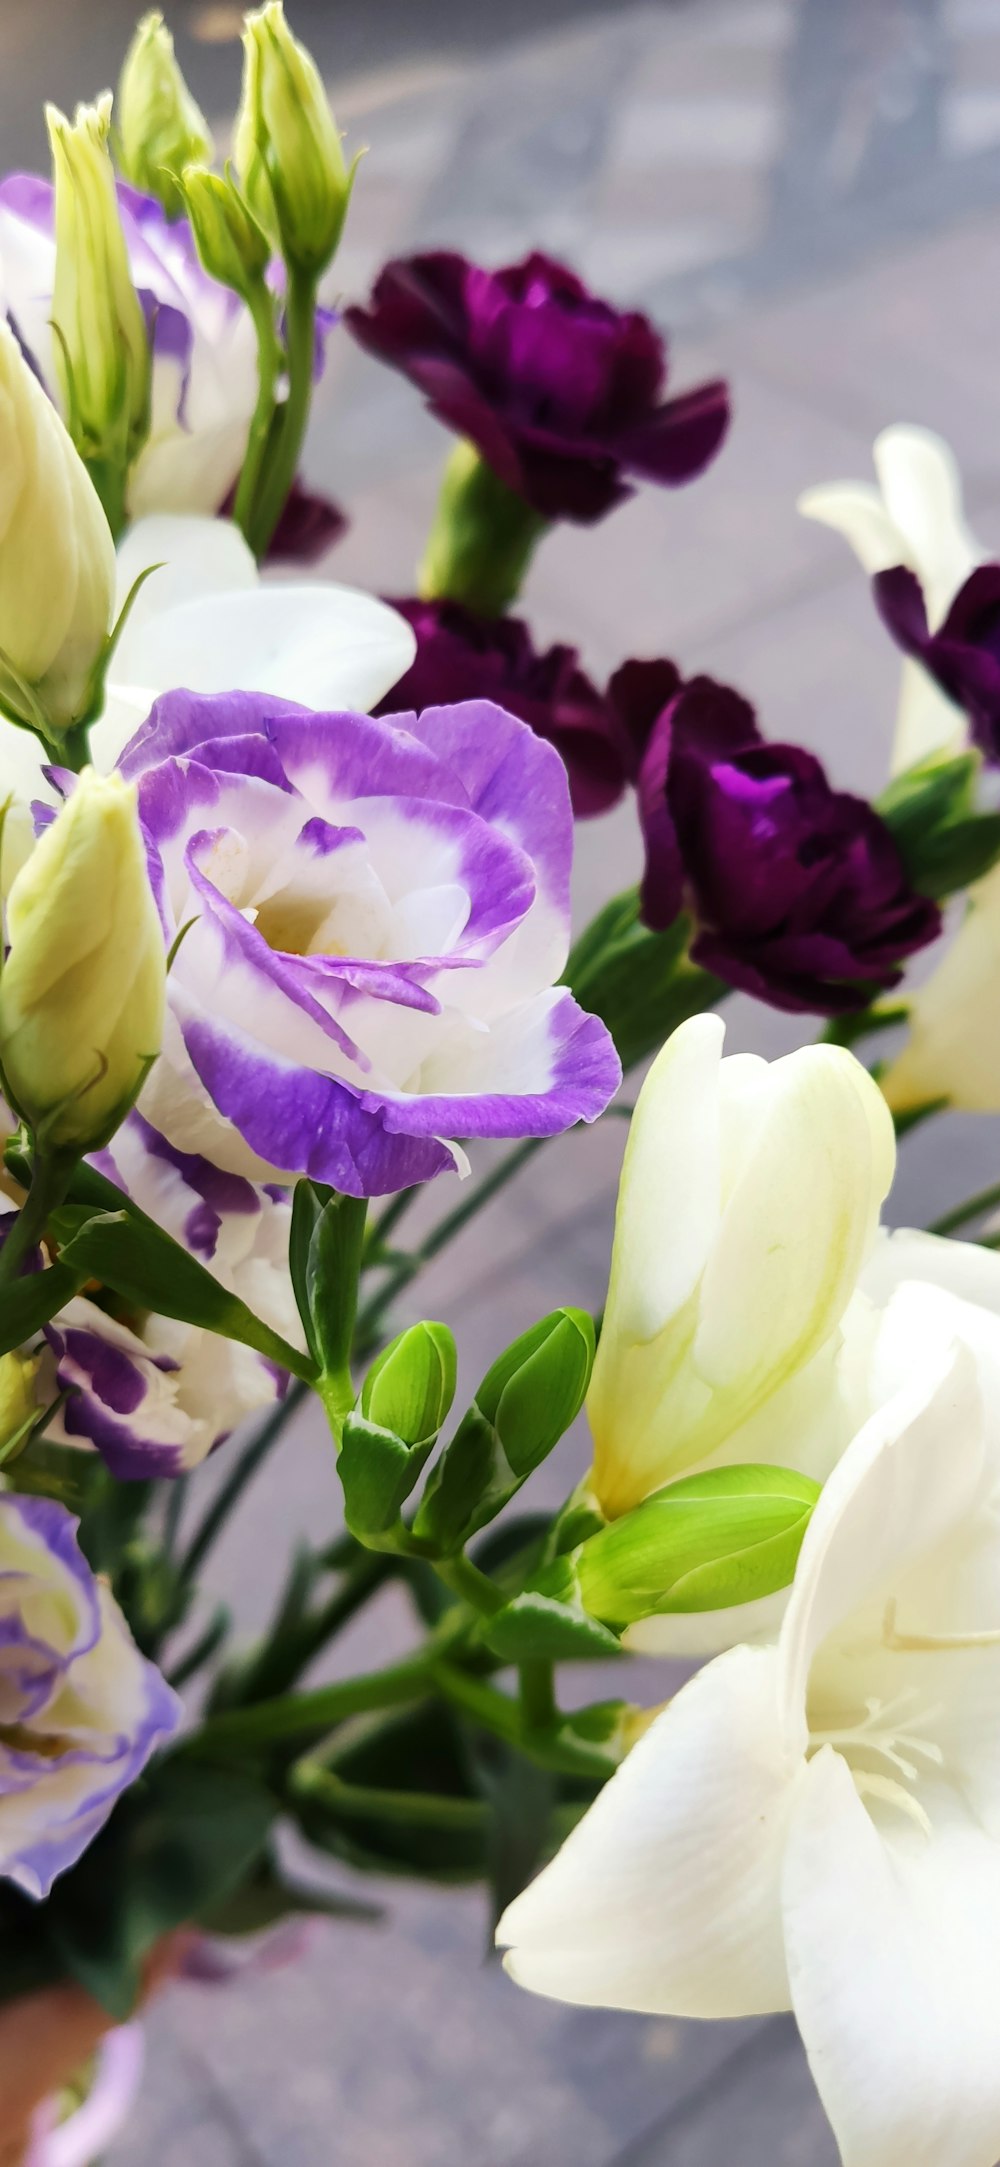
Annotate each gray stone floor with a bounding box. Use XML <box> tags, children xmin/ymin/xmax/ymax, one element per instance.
<box><xmin>8</xmin><ymin>0</ymin><xmax>1000</xmax><ymax>2158</ymax></box>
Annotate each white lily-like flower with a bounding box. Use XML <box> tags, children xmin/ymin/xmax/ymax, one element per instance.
<box><xmin>500</xmin><ymin>1282</ymin><xmax>1000</xmax><ymax>2167</ymax></box>
<box><xmin>799</xmin><ymin>425</ymin><xmax>981</xmax><ymax>773</ymax></box>
<box><xmin>0</xmin><ymin>512</ymin><xmax>416</xmax><ymax>798</ymax></box>
<box><xmin>588</xmin><ymin>1013</ymin><xmax>894</xmax><ymax>1522</ymax></box>
<box><xmin>880</xmin><ymin>858</ymin><xmax>1000</xmax><ymax>1115</ymax></box>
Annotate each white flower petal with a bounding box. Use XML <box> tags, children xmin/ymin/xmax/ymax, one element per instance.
<box><xmin>873</xmin><ymin>424</ymin><xmax>979</xmax><ymax>626</ymax></box>
<box><xmin>784</xmin><ymin>1748</ymin><xmax>1000</xmax><ymax>2167</ymax></box>
<box><xmin>890</xmin><ymin>655</ymin><xmax>965</xmax><ymax>774</ymax></box>
<box><xmin>115</xmin><ymin>512</ymin><xmax>257</xmax><ymax>627</ymax></box>
<box><xmin>120</xmin><ymin>582</ymin><xmax>416</xmax><ymax>716</ymax></box>
<box><xmin>797</xmin><ymin>481</ymin><xmax>906</xmax><ymax>573</ymax></box>
<box><xmin>498</xmin><ymin>1645</ymin><xmax>792</xmax><ymax>2017</ymax></box>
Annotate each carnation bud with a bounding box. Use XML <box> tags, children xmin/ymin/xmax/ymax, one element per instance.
<box><xmin>0</xmin><ymin>771</ymin><xmax>165</xmax><ymax>1152</ymax></box>
<box><xmin>360</xmin><ymin>1321</ymin><xmax>457</xmax><ymax>1447</ymax></box>
<box><xmin>117</xmin><ymin>11</ymin><xmax>214</xmax><ymax>221</ymax></box>
<box><xmin>0</xmin><ymin>322</ymin><xmax>115</xmax><ymax>734</ymax></box>
<box><xmin>235</xmin><ymin>1</ymin><xmax>356</xmax><ymax>276</ymax></box>
<box><xmin>574</xmin><ymin>1464</ymin><xmax>820</xmax><ymax>1629</ymax></box>
<box><xmin>47</xmin><ymin>95</ymin><xmax>151</xmax><ymax>505</ymax></box>
<box><xmin>179</xmin><ymin>164</ymin><xmax>272</xmax><ymax>301</ymax></box>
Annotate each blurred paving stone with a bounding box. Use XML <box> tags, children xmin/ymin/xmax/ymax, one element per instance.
<box><xmin>610</xmin><ymin>2015</ymin><xmax>839</xmax><ymax>2167</ymax></box>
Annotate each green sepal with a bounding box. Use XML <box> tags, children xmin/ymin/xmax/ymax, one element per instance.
<box><xmin>879</xmin><ymin>750</ymin><xmax>1000</xmax><ymax>899</ymax></box>
<box><xmin>418</xmin><ymin>441</ymin><xmax>547</xmax><ymax>615</ymax></box>
<box><xmin>565</xmin><ymin>893</ymin><xmax>725</xmax><ymax>1072</ymax></box>
<box><xmin>338</xmin><ymin>1412</ymin><xmax>437</xmax><ymax>1543</ymax></box>
<box><xmin>484</xmin><ymin>1560</ymin><xmax>622</xmax><ymax>1664</ymax></box>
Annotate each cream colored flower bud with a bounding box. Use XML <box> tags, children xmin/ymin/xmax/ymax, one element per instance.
<box><xmin>118</xmin><ymin>12</ymin><xmax>214</xmax><ymax>222</ymax></box>
<box><xmin>0</xmin><ymin>770</ymin><xmax>165</xmax><ymax>1151</ymax></box>
<box><xmin>0</xmin><ymin>322</ymin><xmax>115</xmax><ymax>732</ymax></box>
<box><xmin>47</xmin><ymin>94</ymin><xmax>151</xmax><ymax>483</ymax></box>
<box><xmin>235</xmin><ymin>1</ymin><xmax>356</xmax><ymax>275</ymax></box>
<box><xmin>0</xmin><ymin>1351</ymin><xmax>39</xmax><ymax>1454</ymax></box>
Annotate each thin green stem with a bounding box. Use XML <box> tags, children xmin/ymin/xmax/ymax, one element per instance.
<box><xmin>233</xmin><ymin>281</ymin><xmax>284</xmax><ymax>552</ymax></box>
<box><xmin>365</xmin><ymin>1186</ymin><xmax>417</xmax><ymax>1260</ymax></box>
<box><xmin>166</xmin><ymin>1605</ymin><xmax>231</xmax><ymax>1691</ymax></box>
<box><xmin>928</xmin><ymin>1180</ymin><xmax>1000</xmax><ymax>1237</ymax></box>
<box><xmin>355</xmin><ymin>1137</ymin><xmax>542</xmax><ymax>1354</ymax></box>
<box><xmin>178</xmin><ymin>1378</ymin><xmax>308</xmax><ymax>1584</ymax></box>
<box><xmin>519</xmin><ymin>1659</ymin><xmax>557</xmax><ymax>1732</ymax></box>
<box><xmin>435</xmin><ymin>1553</ymin><xmax>505</xmax><ymax>1618</ymax></box>
<box><xmin>245</xmin><ymin>267</ymin><xmax>318</xmax><ymax>560</ymax></box>
<box><xmin>0</xmin><ymin>1148</ymin><xmax>74</xmax><ymax>1288</ymax></box>
<box><xmin>181</xmin><ymin>1649</ymin><xmax>434</xmax><ymax>1757</ymax></box>
<box><xmin>288</xmin><ymin>1761</ymin><xmax>490</xmax><ymax>1832</ymax></box>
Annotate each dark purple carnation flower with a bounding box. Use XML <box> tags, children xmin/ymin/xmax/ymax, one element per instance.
<box><xmin>344</xmin><ymin>251</ymin><xmax>730</xmax><ymax>524</ymax></box>
<box><xmin>874</xmin><ymin>564</ymin><xmax>1000</xmax><ymax>760</ymax></box>
<box><xmin>616</xmin><ymin>673</ymin><xmax>941</xmax><ymax>1014</ymax></box>
<box><xmin>266</xmin><ymin>479</ymin><xmax>347</xmax><ymax>564</ymax></box>
<box><xmin>377</xmin><ymin>598</ymin><xmax>633</xmax><ymax>816</ymax></box>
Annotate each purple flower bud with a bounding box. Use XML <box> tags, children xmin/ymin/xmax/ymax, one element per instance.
<box><xmin>614</xmin><ymin>672</ymin><xmax>941</xmax><ymax>1014</ymax></box>
<box><xmin>344</xmin><ymin>251</ymin><xmax>730</xmax><ymax>525</ymax></box>
<box><xmin>875</xmin><ymin>563</ymin><xmax>1000</xmax><ymax>761</ymax></box>
<box><xmin>377</xmin><ymin>598</ymin><xmax>633</xmax><ymax>815</ymax></box>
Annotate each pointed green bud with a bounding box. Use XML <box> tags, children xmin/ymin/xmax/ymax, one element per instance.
<box><xmin>179</xmin><ymin>164</ymin><xmax>271</xmax><ymax>301</ymax></box>
<box><xmin>575</xmin><ymin>1464</ymin><xmax>820</xmax><ymax>1629</ymax></box>
<box><xmin>47</xmin><ymin>94</ymin><xmax>151</xmax><ymax>515</ymax></box>
<box><xmin>360</xmin><ymin>1321</ymin><xmax>457</xmax><ymax>1448</ymax></box>
<box><xmin>117</xmin><ymin>11</ymin><xmax>214</xmax><ymax>221</ymax></box>
<box><xmin>235</xmin><ymin>1</ymin><xmax>357</xmax><ymax>276</ymax></box>
<box><xmin>412</xmin><ymin>1309</ymin><xmax>595</xmax><ymax>1554</ymax></box>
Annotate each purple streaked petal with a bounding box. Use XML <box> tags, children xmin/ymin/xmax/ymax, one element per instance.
<box><xmin>374</xmin><ymin>988</ymin><xmax>622</xmax><ymax>1140</ymax></box>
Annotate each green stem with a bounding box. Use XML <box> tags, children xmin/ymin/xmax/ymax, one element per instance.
<box><xmin>224</xmin><ymin>1549</ymin><xmax>395</xmax><ymax>1705</ymax></box>
<box><xmin>519</xmin><ymin>1659</ymin><xmax>557</xmax><ymax>1732</ymax></box>
<box><xmin>355</xmin><ymin>1137</ymin><xmax>542</xmax><ymax>1355</ymax></box>
<box><xmin>419</xmin><ymin>442</ymin><xmax>548</xmax><ymax>615</ymax></box>
<box><xmin>178</xmin><ymin>1378</ymin><xmax>308</xmax><ymax>1584</ymax></box>
<box><xmin>435</xmin><ymin>1552</ymin><xmax>505</xmax><ymax>1617</ymax></box>
<box><xmin>288</xmin><ymin>1761</ymin><xmax>490</xmax><ymax>1832</ymax></box>
<box><xmin>166</xmin><ymin>1605</ymin><xmax>231</xmax><ymax>1691</ymax></box>
<box><xmin>181</xmin><ymin>1649</ymin><xmax>435</xmax><ymax>1757</ymax></box>
<box><xmin>0</xmin><ymin>1148</ymin><xmax>74</xmax><ymax>1288</ymax></box>
<box><xmin>928</xmin><ymin>1180</ymin><xmax>1000</xmax><ymax>1237</ymax></box>
<box><xmin>245</xmin><ymin>267</ymin><xmax>318</xmax><ymax>560</ymax></box>
<box><xmin>430</xmin><ymin>1659</ymin><xmax>612</xmax><ymax>1779</ymax></box>
<box><xmin>233</xmin><ymin>281</ymin><xmax>284</xmax><ymax>552</ymax></box>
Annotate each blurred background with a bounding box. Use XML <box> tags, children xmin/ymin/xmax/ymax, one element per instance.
<box><xmin>7</xmin><ymin>0</ymin><xmax>1000</xmax><ymax>2160</ymax></box>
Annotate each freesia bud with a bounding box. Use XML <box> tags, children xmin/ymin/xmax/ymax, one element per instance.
<box><xmin>235</xmin><ymin>1</ymin><xmax>357</xmax><ymax>276</ymax></box>
<box><xmin>588</xmin><ymin>1014</ymin><xmax>895</xmax><ymax>1518</ymax></box>
<box><xmin>882</xmin><ymin>858</ymin><xmax>1000</xmax><ymax>1114</ymax></box>
<box><xmin>360</xmin><ymin>1321</ymin><xmax>457</xmax><ymax>1446</ymax></box>
<box><xmin>47</xmin><ymin>95</ymin><xmax>151</xmax><ymax>508</ymax></box>
<box><xmin>413</xmin><ymin>1309</ymin><xmax>595</xmax><ymax>1554</ymax></box>
<box><xmin>575</xmin><ymin>1464</ymin><xmax>820</xmax><ymax>1628</ymax></box>
<box><xmin>117</xmin><ymin>12</ymin><xmax>214</xmax><ymax>221</ymax></box>
<box><xmin>179</xmin><ymin>164</ymin><xmax>271</xmax><ymax>300</ymax></box>
<box><xmin>0</xmin><ymin>770</ymin><xmax>165</xmax><ymax>1152</ymax></box>
<box><xmin>0</xmin><ymin>322</ymin><xmax>115</xmax><ymax>733</ymax></box>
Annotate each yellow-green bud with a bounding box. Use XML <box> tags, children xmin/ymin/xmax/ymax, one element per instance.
<box><xmin>47</xmin><ymin>94</ymin><xmax>151</xmax><ymax>484</ymax></box>
<box><xmin>117</xmin><ymin>12</ymin><xmax>214</xmax><ymax>221</ymax></box>
<box><xmin>0</xmin><ymin>770</ymin><xmax>165</xmax><ymax>1152</ymax></box>
<box><xmin>235</xmin><ymin>2</ymin><xmax>356</xmax><ymax>276</ymax></box>
<box><xmin>575</xmin><ymin>1464</ymin><xmax>821</xmax><ymax>1629</ymax></box>
<box><xmin>179</xmin><ymin>164</ymin><xmax>271</xmax><ymax>300</ymax></box>
<box><xmin>360</xmin><ymin>1321</ymin><xmax>457</xmax><ymax>1448</ymax></box>
<box><xmin>0</xmin><ymin>322</ymin><xmax>115</xmax><ymax>733</ymax></box>
<box><xmin>0</xmin><ymin>1351</ymin><xmax>40</xmax><ymax>1456</ymax></box>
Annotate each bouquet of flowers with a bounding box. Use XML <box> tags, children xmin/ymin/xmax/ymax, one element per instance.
<box><xmin>4</xmin><ymin>9</ymin><xmax>1000</xmax><ymax>2163</ymax></box>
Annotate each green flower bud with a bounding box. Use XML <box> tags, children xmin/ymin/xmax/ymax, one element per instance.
<box><xmin>47</xmin><ymin>95</ymin><xmax>151</xmax><ymax>493</ymax></box>
<box><xmin>117</xmin><ymin>11</ymin><xmax>214</xmax><ymax>221</ymax></box>
<box><xmin>0</xmin><ymin>771</ymin><xmax>165</xmax><ymax>1152</ymax></box>
<box><xmin>179</xmin><ymin>164</ymin><xmax>272</xmax><ymax>301</ymax></box>
<box><xmin>575</xmin><ymin>1464</ymin><xmax>820</xmax><ymax>1629</ymax></box>
<box><xmin>0</xmin><ymin>323</ymin><xmax>115</xmax><ymax>734</ymax></box>
<box><xmin>234</xmin><ymin>1</ymin><xmax>357</xmax><ymax>276</ymax></box>
<box><xmin>360</xmin><ymin>1321</ymin><xmax>457</xmax><ymax>1448</ymax></box>
<box><xmin>477</xmin><ymin>1308</ymin><xmax>595</xmax><ymax>1479</ymax></box>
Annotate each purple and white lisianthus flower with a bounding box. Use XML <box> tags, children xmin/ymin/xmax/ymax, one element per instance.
<box><xmin>114</xmin><ymin>688</ymin><xmax>621</xmax><ymax>1194</ymax></box>
<box><xmin>0</xmin><ymin>1492</ymin><xmax>177</xmax><ymax>1897</ymax></box>
<box><xmin>32</xmin><ymin>1112</ymin><xmax>303</xmax><ymax>1479</ymax></box>
<box><xmin>0</xmin><ymin>175</ymin><xmax>269</xmax><ymax>519</ymax></box>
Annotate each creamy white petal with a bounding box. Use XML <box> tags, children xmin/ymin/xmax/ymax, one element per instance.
<box><xmin>890</xmin><ymin>656</ymin><xmax>965</xmax><ymax>774</ymax></box>
<box><xmin>784</xmin><ymin>1748</ymin><xmax>1000</xmax><ymax>2167</ymax></box>
<box><xmin>498</xmin><ymin>1645</ymin><xmax>793</xmax><ymax>2017</ymax></box>
<box><xmin>115</xmin><ymin>513</ymin><xmax>257</xmax><ymax>628</ymax></box>
<box><xmin>121</xmin><ymin>582</ymin><xmax>416</xmax><ymax>715</ymax></box>
<box><xmin>873</xmin><ymin>424</ymin><xmax>979</xmax><ymax>626</ymax></box>
<box><xmin>797</xmin><ymin>480</ymin><xmax>906</xmax><ymax>573</ymax></box>
<box><xmin>882</xmin><ymin>865</ymin><xmax>1000</xmax><ymax>1115</ymax></box>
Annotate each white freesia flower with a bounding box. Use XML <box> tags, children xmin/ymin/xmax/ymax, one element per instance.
<box><xmin>0</xmin><ymin>512</ymin><xmax>416</xmax><ymax>798</ymax></box>
<box><xmin>500</xmin><ymin>1284</ymin><xmax>1000</xmax><ymax>2167</ymax></box>
<box><xmin>588</xmin><ymin>1014</ymin><xmax>894</xmax><ymax>1522</ymax></box>
<box><xmin>799</xmin><ymin>425</ymin><xmax>981</xmax><ymax>772</ymax></box>
<box><xmin>880</xmin><ymin>858</ymin><xmax>1000</xmax><ymax>1115</ymax></box>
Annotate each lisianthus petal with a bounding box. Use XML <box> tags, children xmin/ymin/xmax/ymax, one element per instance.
<box><xmin>498</xmin><ymin>1646</ymin><xmax>791</xmax><ymax>2017</ymax></box>
<box><xmin>116</xmin><ymin>583</ymin><xmax>417</xmax><ymax>716</ymax></box>
<box><xmin>784</xmin><ymin>1748</ymin><xmax>1000</xmax><ymax>2167</ymax></box>
<box><xmin>115</xmin><ymin>512</ymin><xmax>257</xmax><ymax>638</ymax></box>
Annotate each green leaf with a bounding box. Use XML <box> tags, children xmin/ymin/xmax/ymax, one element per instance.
<box><xmin>51</xmin><ymin>1206</ymin><xmax>315</xmax><ymax>1383</ymax></box>
<box><xmin>484</xmin><ymin>1584</ymin><xmax>621</xmax><ymax>1663</ymax></box>
<box><xmin>289</xmin><ymin>1182</ymin><xmax>366</xmax><ymax>1383</ymax></box>
<box><xmin>0</xmin><ymin>1257</ymin><xmax>87</xmax><ymax>1357</ymax></box>
<box><xmin>47</xmin><ymin>1759</ymin><xmax>276</xmax><ymax>2018</ymax></box>
<box><xmin>11</xmin><ymin>1436</ymin><xmax>105</xmax><ymax>1516</ymax></box>
<box><xmin>564</xmin><ymin>893</ymin><xmax>725</xmax><ymax>1071</ymax></box>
